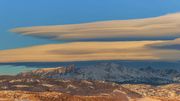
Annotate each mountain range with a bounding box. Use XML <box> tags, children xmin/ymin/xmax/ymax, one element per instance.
<box><xmin>0</xmin><ymin>61</ymin><xmax>179</xmax><ymax>101</ymax></box>
<box><xmin>19</xmin><ymin>62</ymin><xmax>180</xmax><ymax>85</ymax></box>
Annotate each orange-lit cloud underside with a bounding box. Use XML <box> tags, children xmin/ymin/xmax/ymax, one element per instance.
<box><xmin>1</xmin><ymin>13</ymin><xmax>179</xmax><ymax>62</ymax></box>
<box><xmin>11</xmin><ymin>13</ymin><xmax>180</xmax><ymax>41</ymax></box>
<box><xmin>0</xmin><ymin>41</ymin><xmax>180</xmax><ymax>63</ymax></box>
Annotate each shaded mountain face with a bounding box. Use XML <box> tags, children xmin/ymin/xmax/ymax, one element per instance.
<box><xmin>19</xmin><ymin>63</ymin><xmax>180</xmax><ymax>85</ymax></box>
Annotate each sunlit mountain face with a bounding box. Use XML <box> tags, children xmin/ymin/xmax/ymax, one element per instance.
<box><xmin>0</xmin><ymin>0</ymin><xmax>180</xmax><ymax>101</ymax></box>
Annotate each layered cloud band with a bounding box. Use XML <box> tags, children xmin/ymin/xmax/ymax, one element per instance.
<box><xmin>11</xmin><ymin>13</ymin><xmax>180</xmax><ymax>41</ymax></box>
<box><xmin>0</xmin><ymin>13</ymin><xmax>179</xmax><ymax>62</ymax></box>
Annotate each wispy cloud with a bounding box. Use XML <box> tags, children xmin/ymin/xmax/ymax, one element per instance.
<box><xmin>11</xmin><ymin>13</ymin><xmax>180</xmax><ymax>41</ymax></box>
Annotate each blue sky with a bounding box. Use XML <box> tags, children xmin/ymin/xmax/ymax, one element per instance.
<box><xmin>1</xmin><ymin>0</ymin><xmax>180</xmax><ymax>50</ymax></box>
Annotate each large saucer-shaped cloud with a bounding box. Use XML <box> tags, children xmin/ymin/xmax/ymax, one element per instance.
<box><xmin>11</xmin><ymin>13</ymin><xmax>180</xmax><ymax>41</ymax></box>
<box><xmin>0</xmin><ymin>40</ymin><xmax>180</xmax><ymax>63</ymax></box>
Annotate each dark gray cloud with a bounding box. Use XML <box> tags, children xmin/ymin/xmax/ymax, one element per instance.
<box><xmin>148</xmin><ymin>38</ymin><xmax>180</xmax><ymax>50</ymax></box>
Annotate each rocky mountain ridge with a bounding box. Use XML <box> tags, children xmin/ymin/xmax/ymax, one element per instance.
<box><xmin>19</xmin><ymin>63</ymin><xmax>180</xmax><ymax>85</ymax></box>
